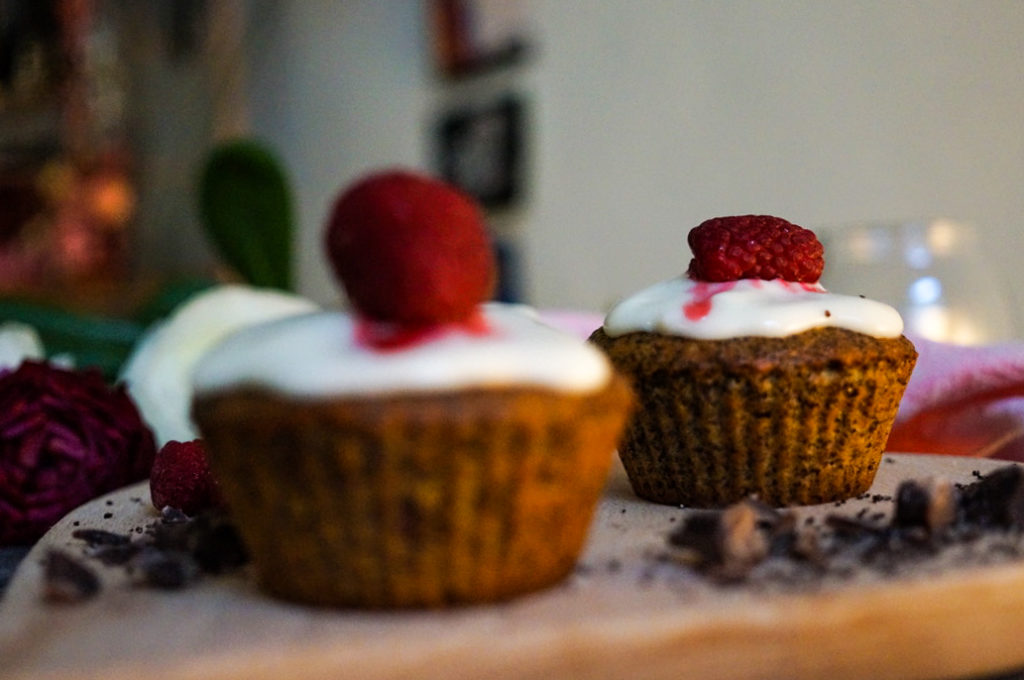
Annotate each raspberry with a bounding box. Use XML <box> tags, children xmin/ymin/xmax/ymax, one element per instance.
<box><xmin>324</xmin><ymin>170</ymin><xmax>495</xmax><ymax>324</ymax></box>
<box><xmin>686</xmin><ymin>215</ymin><xmax>824</xmax><ymax>283</ymax></box>
<box><xmin>150</xmin><ymin>440</ymin><xmax>224</xmax><ymax>516</ymax></box>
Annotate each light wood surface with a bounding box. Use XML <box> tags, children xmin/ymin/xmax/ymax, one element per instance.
<box><xmin>3</xmin><ymin>454</ymin><xmax>1024</xmax><ymax>680</ymax></box>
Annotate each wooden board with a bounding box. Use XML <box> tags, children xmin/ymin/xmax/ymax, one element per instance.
<box><xmin>3</xmin><ymin>454</ymin><xmax>1024</xmax><ymax>680</ymax></box>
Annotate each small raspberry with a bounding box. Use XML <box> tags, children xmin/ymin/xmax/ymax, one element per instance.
<box><xmin>150</xmin><ymin>440</ymin><xmax>224</xmax><ymax>516</ymax></box>
<box><xmin>324</xmin><ymin>170</ymin><xmax>496</xmax><ymax>325</ymax></box>
<box><xmin>687</xmin><ymin>215</ymin><xmax>824</xmax><ymax>283</ymax></box>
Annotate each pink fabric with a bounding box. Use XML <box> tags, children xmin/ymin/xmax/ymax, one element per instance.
<box><xmin>539</xmin><ymin>310</ymin><xmax>1024</xmax><ymax>462</ymax></box>
<box><xmin>536</xmin><ymin>309</ymin><xmax>604</xmax><ymax>341</ymax></box>
<box><xmin>887</xmin><ymin>334</ymin><xmax>1024</xmax><ymax>462</ymax></box>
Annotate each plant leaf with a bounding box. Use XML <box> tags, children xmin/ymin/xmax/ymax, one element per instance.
<box><xmin>198</xmin><ymin>140</ymin><xmax>294</xmax><ymax>290</ymax></box>
<box><xmin>0</xmin><ymin>299</ymin><xmax>145</xmax><ymax>381</ymax></box>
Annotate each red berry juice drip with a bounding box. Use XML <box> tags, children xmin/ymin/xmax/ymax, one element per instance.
<box><xmin>683</xmin><ymin>281</ymin><xmax>738</xmax><ymax>321</ymax></box>
<box><xmin>355</xmin><ymin>309</ymin><xmax>492</xmax><ymax>352</ymax></box>
<box><xmin>682</xmin><ymin>279</ymin><xmax>822</xmax><ymax>322</ymax></box>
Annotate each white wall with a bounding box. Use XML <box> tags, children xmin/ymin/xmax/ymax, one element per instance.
<box><xmin>245</xmin><ymin>1</ymin><xmax>430</xmax><ymax>307</ymax></box>
<box><xmin>243</xmin><ymin>1</ymin><xmax>1024</xmax><ymax>335</ymax></box>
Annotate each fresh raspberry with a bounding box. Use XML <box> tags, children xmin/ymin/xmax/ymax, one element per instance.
<box><xmin>324</xmin><ymin>170</ymin><xmax>495</xmax><ymax>324</ymax></box>
<box><xmin>150</xmin><ymin>440</ymin><xmax>224</xmax><ymax>516</ymax></box>
<box><xmin>686</xmin><ymin>215</ymin><xmax>824</xmax><ymax>283</ymax></box>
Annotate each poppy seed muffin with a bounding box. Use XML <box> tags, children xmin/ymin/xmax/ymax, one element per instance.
<box><xmin>589</xmin><ymin>326</ymin><xmax>915</xmax><ymax>506</ymax></box>
<box><xmin>193</xmin><ymin>354</ymin><xmax>631</xmax><ymax>607</ymax></box>
<box><xmin>590</xmin><ymin>216</ymin><xmax>917</xmax><ymax>507</ymax></box>
<box><xmin>191</xmin><ymin>171</ymin><xmax>633</xmax><ymax>607</ymax></box>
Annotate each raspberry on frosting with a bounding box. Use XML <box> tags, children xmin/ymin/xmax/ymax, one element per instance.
<box><xmin>324</xmin><ymin>170</ymin><xmax>496</xmax><ymax>326</ymax></box>
<box><xmin>687</xmin><ymin>215</ymin><xmax>824</xmax><ymax>283</ymax></box>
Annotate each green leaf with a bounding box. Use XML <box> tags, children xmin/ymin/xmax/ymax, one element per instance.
<box><xmin>198</xmin><ymin>139</ymin><xmax>294</xmax><ymax>290</ymax></box>
<box><xmin>0</xmin><ymin>299</ymin><xmax>145</xmax><ymax>381</ymax></box>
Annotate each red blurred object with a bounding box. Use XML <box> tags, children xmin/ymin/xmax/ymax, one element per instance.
<box><xmin>0</xmin><ymin>360</ymin><xmax>156</xmax><ymax>545</ymax></box>
<box><xmin>886</xmin><ymin>334</ymin><xmax>1024</xmax><ymax>462</ymax></box>
<box><xmin>686</xmin><ymin>215</ymin><xmax>825</xmax><ymax>283</ymax></box>
<box><xmin>0</xmin><ymin>0</ymin><xmax>135</xmax><ymax>299</ymax></box>
<box><xmin>150</xmin><ymin>440</ymin><xmax>224</xmax><ymax>516</ymax></box>
<box><xmin>430</xmin><ymin>0</ymin><xmax>530</xmax><ymax>78</ymax></box>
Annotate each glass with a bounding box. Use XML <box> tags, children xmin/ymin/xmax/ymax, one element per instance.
<box><xmin>821</xmin><ymin>219</ymin><xmax>1015</xmax><ymax>345</ymax></box>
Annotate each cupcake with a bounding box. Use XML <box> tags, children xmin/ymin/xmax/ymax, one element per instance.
<box><xmin>191</xmin><ymin>170</ymin><xmax>632</xmax><ymax>608</ymax></box>
<box><xmin>589</xmin><ymin>215</ymin><xmax>916</xmax><ymax>507</ymax></box>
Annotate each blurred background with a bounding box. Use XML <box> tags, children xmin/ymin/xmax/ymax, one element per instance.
<box><xmin>3</xmin><ymin>0</ymin><xmax>1024</xmax><ymax>345</ymax></box>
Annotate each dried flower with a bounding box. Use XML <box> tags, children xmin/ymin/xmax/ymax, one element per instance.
<box><xmin>0</xmin><ymin>360</ymin><xmax>156</xmax><ymax>544</ymax></box>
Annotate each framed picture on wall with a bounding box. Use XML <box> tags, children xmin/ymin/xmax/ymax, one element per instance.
<box><xmin>429</xmin><ymin>0</ymin><xmax>530</xmax><ymax>78</ymax></box>
<box><xmin>435</xmin><ymin>95</ymin><xmax>524</xmax><ymax>209</ymax></box>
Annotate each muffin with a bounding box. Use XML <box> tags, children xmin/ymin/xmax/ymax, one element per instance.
<box><xmin>191</xmin><ymin>170</ymin><xmax>632</xmax><ymax>608</ymax></box>
<box><xmin>589</xmin><ymin>215</ymin><xmax>916</xmax><ymax>507</ymax></box>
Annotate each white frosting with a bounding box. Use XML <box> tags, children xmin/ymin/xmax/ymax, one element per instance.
<box><xmin>0</xmin><ymin>322</ymin><xmax>44</xmax><ymax>371</ymax></box>
<box><xmin>603</xmin><ymin>277</ymin><xmax>904</xmax><ymax>339</ymax></box>
<box><xmin>192</xmin><ymin>303</ymin><xmax>612</xmax><ymax>397</ymax></box>
<box><xmin>121</xmin><ymin>285</ymin><xmax>320</xmax><ymax>445</ymax></box>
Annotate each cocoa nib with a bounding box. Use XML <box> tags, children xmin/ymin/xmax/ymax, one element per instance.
<box><xmin>892</xmin><ymin>478</ymin><xmax>957</xmax><ymax>536</ymax></box>
<box><xmin>145</xmin><ymin>511</ymin><xmax>249</xmax><ymax>574</ymax></box>
<box><xmin>666</xmin><ymin>465</ymin><xmax>1024</xmax><ymax>585</ymax></box>
<box><xmin>71</xmin><ymin>528</ymin><xmax>131</xmax><ymax>547</ymax></box>
<box><xmin>44</xmin><ymin>508</ymin><xmax>249</xmax><ymax>603</ymax></box>
<box><xmin>958</xmin><ymin>465</ymin><xmax>1024</xmax><ymax>528</ymax></box>
<box><xmin>668</xmin><ymin>499</ymin><xmax>821</xmax><ymax>582</ymax></box>
<box><xmin>70</xmin><ymin>528</ymin><xmax>141</xmax><ymax>566</ymax></box>
<box><xmin>42</xmin><ymin>550</ymin><xmax>100</xmax><ymax>603</ymax></box>
<box><xmin>131</xmin><ymin>546</ymin><xmax>200</xmax><ymax>590</ymax></box>
<box><xmin>191</xmin><ymin>519</ymin><xmax>249</xmax><ymax>574</ymax></box>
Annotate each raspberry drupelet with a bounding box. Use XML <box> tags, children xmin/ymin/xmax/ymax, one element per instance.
<box><xmin>687</xmin><ymin>215</ymin><xmax>824</xmax><ymax>283</ymax></box>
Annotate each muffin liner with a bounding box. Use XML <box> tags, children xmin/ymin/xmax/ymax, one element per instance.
<box><xmin>193</xmin><ymin>376</ymin><xmax>632</xmax><ymax>608</ymax></box>
<box><xmin>591</xmin><ymin>328</ymin><xmax>917</xmax><ymax>507</ymax></box>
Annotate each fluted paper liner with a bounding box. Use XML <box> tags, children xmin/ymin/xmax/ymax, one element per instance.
<box><xmin>590</xmin><ymin>327</ymin><xmax>917</xmax><ymax>507</ymax></box>
<box><xmin>193</xmin><ymin>377</ymin><xmax>632</xmax><ymax>608</ymax></box>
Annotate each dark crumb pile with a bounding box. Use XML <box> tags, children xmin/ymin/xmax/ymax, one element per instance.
<box><xmin>41</xmin><ymin>550</ymin><xmax>101</xmax><ymax>604</ymax></box>
<box><xmin>664</xmin><ymin>465</ymin><xmax>1024</xmax><ymax>587</ymax></box>
<box><xmin>42</xmin><ymin>508</ymin><xmax>249</xmax><ymax>604</ymax></box>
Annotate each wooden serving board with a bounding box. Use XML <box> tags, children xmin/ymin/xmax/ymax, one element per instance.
<box><xmin>3</xmin><ymin>454</ymin><xmax>1024</xmax><ymax>680</ymax></box>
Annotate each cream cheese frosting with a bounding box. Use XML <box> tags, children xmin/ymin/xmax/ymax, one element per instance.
<box><xmin>603</xmin><ymin>277</ymin><xmax>904</xmax><ymax>340</ymax></box>
<box><xmin>122</xmin><ymin>285</ymin><xmax>320</xmax><ymax>446</ymax></box>
<box><xmin>192</xmin><ymin>303</ymin><xmax>611</xmax><ymax>397</ymax></box>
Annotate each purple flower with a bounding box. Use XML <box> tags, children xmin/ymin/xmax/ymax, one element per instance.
<box><xmin>0</xmin><ymin>361</ymin><xmax>156</xmax><ymax>544</ymax></box>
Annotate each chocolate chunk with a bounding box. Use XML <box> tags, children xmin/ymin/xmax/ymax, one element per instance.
<box><xmin>717</xmin><ymin>502</ymin><xmax>770</xmax><ymax>579</ymax></box>
<box><xmin>90</xmin><ymin>542</ymin><xmax>142</xmax><ymax>566</ymax></box>
<box><xmin>668</xmin><ymin>500</ymin><xmax>776</xmax><ymax>581</ymax></box>
<box><xmin>45</xmin><ymin>507</ymin><xmax>250</xmax><ymax>604</ymax></box>
<box><xmin>790</xmin><ymin>528</ymin><xmax>826</xmax><ymax>566</ymax></box>
<box><xmin>893</xmin><ymin>480</ymin><xmax>930</xmax><ymax>529</ymax></box>
<box><xmin>664</xmin><ymin>464</ymin><xmax>1024</xmax><ymax>589</ymax></box>
<box><xmin>42</xmin><ymin>550</ymin><xmax>100</xmax><ymax>603</ymax></box>
<box><xmin>668</xmin><ymin>512</ymin><xmax>720</xmax><ymax>564</ymax></box>
<box><xmin>71</xmin><ymin>528</ymin><xmax>131</xmax><ymax>547</ymax></box>
<box><xmin>192</xmin><ymin>521</ymin><xmax>249</xmax><ymax>574</ymax></box>
<box><xmin>925</xmin><ymin>480</ymin><xmax>958</xmax><ymax>534</ymax></box>
<box><xmin>893</xmin><ymin>478</ymin><xmax>957</xmax><ymax>537</ymax></box>
<box><xmin>959</xmin><ymin>466</ymin><xmax>1024</xmax><ymax>528</ymax></box>
<box><xmin>131</xmin><ymin>547</ymin><xmax>200</xmax><ymax>589</ymax></box>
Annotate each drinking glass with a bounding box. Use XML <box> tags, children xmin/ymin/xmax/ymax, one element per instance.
<box><xmin>821</xmin><ymin>219</ymin><xmax>1015</xmax><ymax>345</ymax></box>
